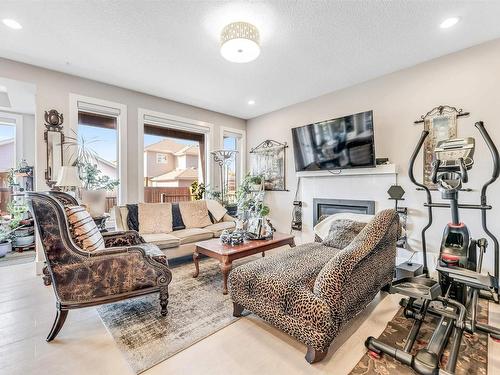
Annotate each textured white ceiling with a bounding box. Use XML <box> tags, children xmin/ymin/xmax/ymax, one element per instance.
<box><xmin>1</xmin><ymin>1</ymin><xmax>500</xmax><ymax>119</ymax></box>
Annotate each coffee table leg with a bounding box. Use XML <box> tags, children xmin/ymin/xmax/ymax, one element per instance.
<box><xmin>193</xmin><ymin>251</ymin><xmax>200</xmax><ymax>278</ymax></box>
<box><xmin>290</xmin><ymin>239</ymin><xmax>296</xmax><ymax>248</ymax></box>
<box><xmin>262</xmin><ymin>251</ymin><xmax>265</xmax><ymax>257</ymax></box>
<box><xmin>220</xmin><ymin>259</ymin><xmax>232</xmax><ymax>295</ymax></box>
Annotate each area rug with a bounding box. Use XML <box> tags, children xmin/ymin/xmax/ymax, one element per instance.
<box><xmin>350</xmin><ymin>299</ymin><xmax>489</xmax><ymax>374</ymax></box>
<box><xmin>97</xmin><ymin>258</ymin><xmax>241</xmax><ymax>374</ymax></box>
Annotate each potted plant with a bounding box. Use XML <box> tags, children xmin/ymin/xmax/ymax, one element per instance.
<box><xmin>0</xmin><ymin>218</ymin><xmax>21</xmax><ymax>257</ymax></box>
<box><xmin>79</xmin><ymin>163</ymin><xmax>119</xmax><ymax>217</ymax></box>
<box><xmin>7</xmin><ymin>202</ymin><xmax>33</xmax><ymax>248</ymax></box>
<box><xmin>64</xmin><ymin>132</ymin><xmax>119</xmax><ymax>217</ymax></box>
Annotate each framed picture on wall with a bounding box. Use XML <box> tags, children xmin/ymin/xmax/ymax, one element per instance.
<box><xmin>250</xmin><ymin>140</ymin><xmax>288</xmax><ymax>191</ymax></box>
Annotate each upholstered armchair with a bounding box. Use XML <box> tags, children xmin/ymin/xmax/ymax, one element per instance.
<box><xmin>229</xmin><ymin>209</ymin><xmax>400</xmax><ymax>363</ymax></box>
<box><xmin>26</xmin><ymin>191</ymin><xmax>172</xmax><ymax>342</ymax></box>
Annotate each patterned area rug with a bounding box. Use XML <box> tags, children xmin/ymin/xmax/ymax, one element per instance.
<box><xmin>97</xmin><ymin>258</ymin><xmax>240</xmax><ymax>374</ymax></box>
<box><xmin>350</xmin><ymin>299</ymin><xmax>489</xmax><ymax>374</ymax></box>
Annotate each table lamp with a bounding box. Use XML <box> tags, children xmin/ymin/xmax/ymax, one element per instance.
<box><xmin>55</xmin><ymin>166</ymin><xmax>82</xmax><ymax>194</ymax></box>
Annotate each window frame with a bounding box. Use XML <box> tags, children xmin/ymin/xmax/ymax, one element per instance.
<box><xmin>220</xmin><ymin>126</ymin><xmax>246</xmax><ymax>189</ymax></box>
<box><xmin>69</xmin><ymin>94</ymin><xmax>128</xmax><ymax>204</ymax></box>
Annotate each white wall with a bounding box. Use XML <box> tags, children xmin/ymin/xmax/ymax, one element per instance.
<box><xmin>247</xmin><ymin>38</ymin><xmax>500</xmax><ymax>276</ymax></box>
<box><xmin>0</xmin><ymin>57</ymin><xmax>246</xmax><ymax>202</ymax></box>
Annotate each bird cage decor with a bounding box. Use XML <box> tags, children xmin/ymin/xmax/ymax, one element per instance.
<box><xmin>250</xmin><ymin>140</ymin><xmax>287</xmax><ymax>191</ymax></box>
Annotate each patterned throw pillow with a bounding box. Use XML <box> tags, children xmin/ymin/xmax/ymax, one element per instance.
<box><xmin>178</xmin><ymin>200</ymin><xmax>213</xmax><ymax>229</ymax></box>
<box><xmin>322</xmin><ymin>219</ymin><xmax>367</xmax><ymax>249</ymax></box>
<box><xmin>138</xmin><ymin>203</ymin><xmax>173</xmax><ymax>234</ymax></box>
<box><xmin>65</xmin><ymin>206</ymin><xmax>105</xmax><ymax>252</ymax></box>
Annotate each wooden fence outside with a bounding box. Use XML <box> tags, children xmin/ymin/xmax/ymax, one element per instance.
<box><xmin>0</xmin><ymin>188</ymin><xmax>11</xmax><ymax>214</ymax></box>
<box><xmin>104</xmin><ymin>187</ymin><xmax>193</xmax><ymax>213</ymax></box>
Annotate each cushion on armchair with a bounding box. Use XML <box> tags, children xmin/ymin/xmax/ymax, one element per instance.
<box><xmin>322</xmin><ymin>219</ymin><xmax>367</xmax><ymax>249</ymax></box>
<box><xmin>65</xmin><ymin>206</ymin><xmax>105</xmax><ymax>252</ymax></box>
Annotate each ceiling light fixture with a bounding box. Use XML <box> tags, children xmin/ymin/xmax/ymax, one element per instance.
<box><xmin>2</xmin><ymin>19</ymin><xmax>22</xmax><ymax>30</ymax></box>
<box><xmin>248</xmin><ymin>100</ymin><xmax>255</xmax><ymax>105</ymax></box>
<box><xmin>220</xmin><ymin>22</ymin><xmax>260</xmax><ymax>63</ymax></box>
<box><xmin>0</xmin><ymin>85</ymin><xmax>7</xmax><ymax>92</ymax></box>
<box><xmin>440</xmin><ymin>17</ymin><xmax>460</xmax><ymax>29</ymax></box>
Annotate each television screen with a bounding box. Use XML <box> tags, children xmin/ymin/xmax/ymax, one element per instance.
<box><xmin>291</xmin><ymin>110</ymin><xmax>375</xmax><ymax>172</ymax></box>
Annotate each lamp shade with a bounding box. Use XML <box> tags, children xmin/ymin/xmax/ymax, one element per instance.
<box><xmin>56</xmin><ymin>166</ymin><xmax>82</xmax><ymax>188</ymax></box>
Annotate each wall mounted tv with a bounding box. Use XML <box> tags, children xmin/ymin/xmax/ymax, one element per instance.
<box><xmin>291</xmin><ymin>110</ymin><xmax>375</xmax><ymax>172</ymax></box>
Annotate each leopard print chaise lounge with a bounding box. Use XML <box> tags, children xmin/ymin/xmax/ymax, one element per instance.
<box><xmin>228</xmin><ymin>209</ymin><xmax>400</xmax><ymax>363</ymax></box>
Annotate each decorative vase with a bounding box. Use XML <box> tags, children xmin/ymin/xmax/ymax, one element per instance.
<box><xmin>0</xmin><ymin>240</ymin><xmax>12</xmax><ymax>257</ymax></box>
<box><xmin>81</xmin><ymin>189</ymin><xmax>106</xmax><ymax>217</ymax></box>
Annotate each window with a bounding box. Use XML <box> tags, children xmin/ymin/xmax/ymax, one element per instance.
<box><xmin>143</xmin><ymin>124</ymin><xmax>204</xmax><ymax>203</ymax></box>
<box><xmin>77</xmin><ymin>111</ymin><xmax>119</xmax><ymax>213</ymax></box>
<box><xmin>0</xmin><ymin>122</ymin><xmax>15</xmax><ymax>214</ymax></box>
<box><xmin>221</xmin><ymin>128</ymin><xmax>245</xmax><ymax>198</ymax></box>
<box><xmin>156</xmin><ymin>153</ymin><xmax>168</xmax><ymax>164</ymax></box>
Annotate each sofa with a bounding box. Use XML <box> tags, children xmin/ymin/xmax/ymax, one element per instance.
<box><xmin>113</xmin><ymin>199</ymin><xmax>236</xmax><ymax>260</ymax></box>
<box><xmin>228</xmin><ymin>209</ymin><xmax>400</xmax><ymax>363</ymax></box>
<box><xmin>26</xmin><ymin>191</ymin><xmax>172</xmax><ymax>342</ymax></box>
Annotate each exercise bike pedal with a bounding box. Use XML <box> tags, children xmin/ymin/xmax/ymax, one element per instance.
<box><xmin>368</xmin><ymin>350</ymin><xmax>382</xmax><ymax>360</ymax></box>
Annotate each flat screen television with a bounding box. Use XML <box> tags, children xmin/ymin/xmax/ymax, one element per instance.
<box><xmin>291</xmin><ymin>110</ymin><xmax>375</xmax><ymax>172</ymax></box>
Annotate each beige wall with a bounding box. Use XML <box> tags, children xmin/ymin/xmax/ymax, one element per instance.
<box><xmin>247</xmin><ymin>38</ymin><xmax>500</xmax><ymax>275</ymax></box>
<box><xmin>0</xmin><ymin>57</ymin><xmax>246</xmax><ymax>203</ymax></box>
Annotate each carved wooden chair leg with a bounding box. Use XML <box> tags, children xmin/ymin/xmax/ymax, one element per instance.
<box><xmin>46</xmin><ymin>308</ymin><xmax>68</xmax><ymax>342</ymax></box>
<box><xmin>305</xmin><ymin>346</ymin><xmax>328</xmax><ymax>364</ymax></box>
<box><xmin>159</xmin><ymin>288</ymin><xmax>169</xmax><ymax>316</ymax></box>
<box><xmin>232</xmin><ymin>302</ymin><xmax>244</xmax><ymax>317</ymax></box>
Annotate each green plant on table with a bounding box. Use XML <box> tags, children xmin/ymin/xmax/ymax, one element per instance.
<box><xmin>7</xmin><ymin>202</ymin><xmax>28</xmax><ymax>230</ymax></box>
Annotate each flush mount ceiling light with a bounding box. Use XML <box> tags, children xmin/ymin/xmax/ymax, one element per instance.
<box><xmin>440</xmin><ymin>17</ymin><xmax>460</xmax><ymax>29</ymax></box>
<box><xmin>248</xmin><ymin>99</ymin><xmax>256</xmax><ymax>105</ymax></box>
<box><xmin>220</xmin><ymin>22</ymin><xmax>260</xmax><ymax>63</ymax></box>
<box><xmin>2</xmin><ymin>19</ymin><xmax>22</xmax><ymax>30</ymax></box>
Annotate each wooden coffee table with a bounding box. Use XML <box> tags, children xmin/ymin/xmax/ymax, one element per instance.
<box><xmin>193</xmin><ymin>232</ymin><xmax>295</xmax><ymax>294</ymax></box>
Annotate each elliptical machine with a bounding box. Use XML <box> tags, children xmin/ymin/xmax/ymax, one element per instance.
<box><xmin>365</xmin><ymin>121</ymin><xmax>500</xmax><ymax>375</ymax></box>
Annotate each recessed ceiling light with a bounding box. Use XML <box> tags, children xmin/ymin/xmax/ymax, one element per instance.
<box><xmin>248</xmin><ymin>100</ymin><xmax>255</xmax><ymax>105</ymax></box>
<box><xmin>0</xmin><ymin>85</ymin><xmax>7</xmax><ymax>92</ymax></box>
<box><xmin>2</xmin><ymin>19</ymin><xmax>22</xmax><ymax>30</ymax></box>
<box><xmin>440</xmin><ymin>17</ymin><xmax>460</xmax><ymax>29</ymax></box>
<box><xmin>220</xmin><ymin>22</ymin><xmax>260</xmax><ymax>63</ymax></box>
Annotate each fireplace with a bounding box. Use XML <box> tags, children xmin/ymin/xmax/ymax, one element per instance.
<box><xmin>313</xmin><ymin>198</ymin><xmax>375</xmax><ymax>225</ymax></box>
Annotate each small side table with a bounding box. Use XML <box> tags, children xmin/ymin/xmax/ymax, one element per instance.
<box><xmin>93</xmin><ymin>214</ymin><xmax>110</xmax><ymax>232</ymax></box>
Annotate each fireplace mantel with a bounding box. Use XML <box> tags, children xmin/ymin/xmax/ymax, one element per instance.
<box><xmin>296</xmin><ymin>163</ymin><xmax>396</xmax><ymax>178</ymax></box>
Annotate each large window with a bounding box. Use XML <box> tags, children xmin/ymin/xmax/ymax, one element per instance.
<box><xmin>143</xmin><ymin>124</ymin><xmax>204</xmax><ymax>203</ymax></box>
<box><xmin>0</xmin><ymin>122</ymin><xmax>15</xmax><ymax>214</ymax></box>
<box><xmin>77</xmin><ymin>112</ymin><xmax>118</xmax><ymax>212</ymax></box>
<box><xmin>222</xmin><ymin>128</ymin><xmax>245</xmax><ymax>199</ymax></box>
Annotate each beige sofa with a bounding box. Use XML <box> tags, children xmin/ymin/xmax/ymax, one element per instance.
<box><xmin>112</xmin><ymin>200</ymin><xmax>236</xmax><ymax>260</ymax></box>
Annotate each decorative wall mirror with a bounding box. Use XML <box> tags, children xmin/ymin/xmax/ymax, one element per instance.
<box><xmin>414</xmin><ymin>105</ymin><xmax>469</xmax><ymax>189</ymax></box>
<box><xmin>44</xmin><ymin>109</ymin><xmax>65</xmax><ymax>187</ymax></box>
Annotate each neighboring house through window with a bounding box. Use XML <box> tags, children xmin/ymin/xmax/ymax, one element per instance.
<box><xmin>156</xmin><ymin>153</ymin><xmax>168</xmax><ymax>164</ymax></box>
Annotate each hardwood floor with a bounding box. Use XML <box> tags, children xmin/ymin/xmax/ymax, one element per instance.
<box><xmin>1</xmin><ymin>262</ymin><xmax>499</xmax><ymax>375</ymax></box>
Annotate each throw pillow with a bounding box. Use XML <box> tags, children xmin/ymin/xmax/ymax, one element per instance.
<box><xmin>322</xmin><ymin>219</ymin><xmax>367</xmax><ymax>249</ymax></box>
<box><xmin>126</xmin><ymin>204</ymin><xmax>139</xmax><ymax>231</ymax></box>
<box><xmin>178</xmin><ymin>200</ymin><xmax>212</xmax><ymax>228</ymax></box>
<box><xmin>138</xmin><ymin>203</ymin><xmax>173</xmax><ymax>234</ymax></box>
<box><xmin>171</xmin><ymin>203</ymin><xmax>186</xmax><ymax>230</ymax></box>
<box><xmin>65</xmin><ymin>205</ymin><xmax>105</xmax><ymax>252</ymax></box>
<box><xmin>206</xmin><ymin>199</ymin><xmax>227</xmax><ymax>222</ymax></box>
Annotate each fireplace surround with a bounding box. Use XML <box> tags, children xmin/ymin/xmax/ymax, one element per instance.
<box><xmin>313</xmin><ymin>198</ymin><xmax>375</xmax><ymax>225</ymax></box>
